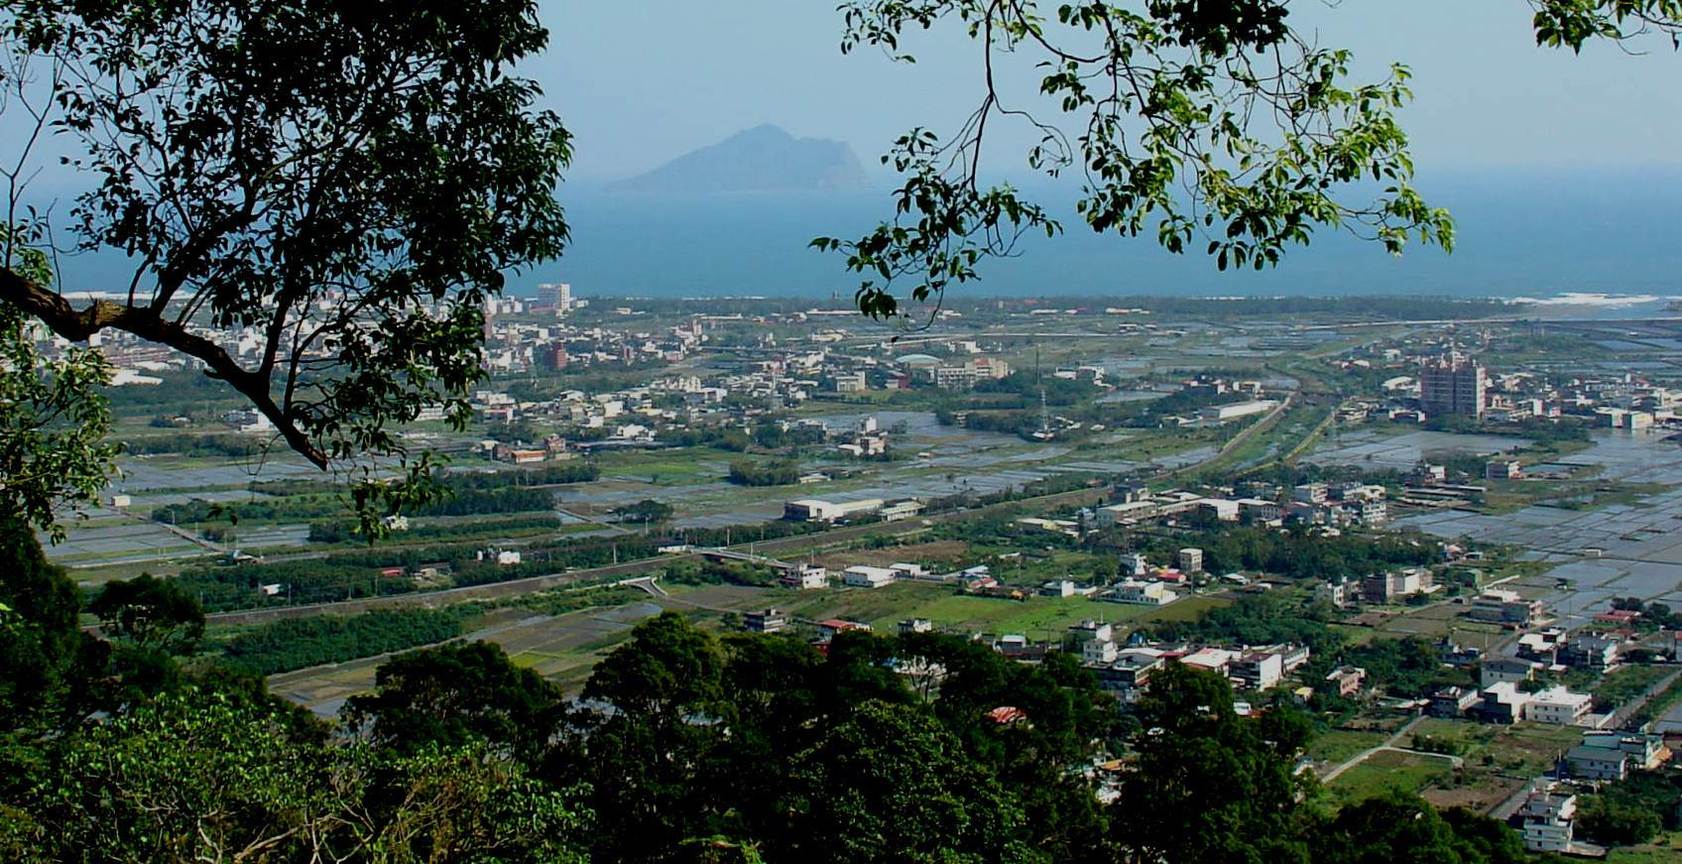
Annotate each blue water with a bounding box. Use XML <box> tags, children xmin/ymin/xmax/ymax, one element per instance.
<box><xmin>43</xmin><ymin>168</ymin><xmax>1682</xmax><ymax>301</ymax></box>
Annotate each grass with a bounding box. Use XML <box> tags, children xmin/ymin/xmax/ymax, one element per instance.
<box><xmin>1326</xmin><ymin>749</ymin><xmax>1457</xmax><ymax>804</ymax></box>
<box><xmin>1306</xmin><ymin>729</ymin><xmax>1387</xmax><ymax>764</ymax></box>
<box><xmin>1594</xmin><ymin>665</ymin><xmax>1673</xmax><ymax>711</ymax></box>
<box><xmin>1607</xmin><ymin>832</ymin><xmax>1682</xmax><ymax>864</ymax></box>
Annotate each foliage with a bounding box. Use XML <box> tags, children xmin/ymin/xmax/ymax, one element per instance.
<box><xmin>7</xmin><ymin>688</ymin><xmax>589</xmax><ymax>863</ymax></box>
<box><xmin>0</xmin><ymin>238</ymin><xmax>118</xmax><ymax>539</ymax></box>
<box><xmin>727</xmin><ymin>458</ymin><xmax>802</xmax><ymax>486</ymax></box>
<box><xmin>89</xmin><ymin>574</ymin><xmax>206</xmax><ymax>657</ymax></box>
<box><xmin>816</xmin><ymin>0</ymin><xmax>1454</xmax><ymax>320</ymax></box>
<box><xmin>220</xmin><ymin>608</ymin><xmax>467</xmax><ymax>675</ymax></box>
<box><xmin>1</xmin><ymin>0</ymin><xmax>571</xmax><ymax>526</ymax></box>
<box><xmin>344</xmin><ymin>641</ymin><xmax>561</xmax><ymax>763</ymax></box>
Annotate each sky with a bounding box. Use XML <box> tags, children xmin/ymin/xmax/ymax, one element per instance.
<box><xmin>8</xmin><ymin>2</ymin><xmax>1682</xmax><ymax>299</ymax></box>
<box><xmin>537</xmin><ymin>0</ymin><xmax>1682</xmax><ymax>183</ymax></box>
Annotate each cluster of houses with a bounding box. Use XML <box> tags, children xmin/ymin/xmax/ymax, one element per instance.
<box><xmin>1515</xmin><ymin>727</ymin><xmax>1674</xmax><ymax>855</ymax></box>
<box><xmin>1427</xmin><ymin>625</ymin><xmax>1636</xmax><ymax>728</ymax></box>
<box><xmin>1092</xmin><ymin>479</ymin><xmax>1389</xmax><ymax>532</ymax></box>
<box><xmin>1335</xmin><ymin>338</ymin><xmax>1682</xmax><ymax>429</ymax></box>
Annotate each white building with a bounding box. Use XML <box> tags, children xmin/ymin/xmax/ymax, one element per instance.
<box><xmin>784</xmin><ymin>498</ymin><xmax>884</xmax><ymax>522</ymax></box>
<box><xmin>1527</xmin><ymin>686</ymin><xmax>1593</xmax><ymax>726</ymax></box>
<box><xmin>782</xmin><ymin>564</ymin><xmax>829</xmax><ymax>590</ymax></box>
<box><xmin>841</xmin><ymin>565</ymin><xmax>897</xmax><ymax>589</ymax></box>
<box><xmin>1519</xmin><ymin>786</ymin><xmax>1577</xmax><ymax>854</ymax></box>
<box><xmin>1177</xmin><ymin>547</ymin><xmax>1205</xmax><ymax>574</ymax></box>
<box><xmin>1108</xmin><ymin>579</ymin><xmax>1178</xmax><ymax>606</ymax></box>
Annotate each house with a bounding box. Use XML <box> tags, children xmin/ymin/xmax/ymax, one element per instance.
<box><xmin>744</xmin><ymin>608</ymin><xmax>788</xmax><ymax>633</ymax></box>
<box><xmin>1324</xmin><ymin>666</ymin><xmax>1366</xmax><ymax>697</ymax></box>
<box><xmin>1039</xmin><ymin>580</ymin><xmax>1077</xmax><ymax>598</ymax></box>
<box><xmin>1093</xmin><ymin>652</ymin><xmax>1164</xmax><ymax>700</ymax></box>
<box><xmin>1479</xmin><ymin>657</ymin><xmax>1539</xmax><ymax>689</ymax></box>
<box><xmin>1567</xmin><ymin>730</ymin><xmax>1667</xmax><ymax>779</ymax></box>
<box><xmin>781</xmin><ymin>564</ymin><xmax>829</xmax><ymax>590</ymax></box>
<box><xmin>817</xmin><ymin>619</ymin><xmax>871</xmax><ymax>640</ymax></box>
<box><xmin>1527</xmin><ymin>686</ymin><xmax>1593</xmax><ymax>726</ymax></box>
<box><xmin>1429</xmin><ymin>686</ymin><xmax>1480</xmax><ymax>719</ymax></box>
<box><xmin>1119</xmin><ymin>553</ymin><xmax>1149</xmax><ymax>577</ymax></box>
<box><xmin>888</xmin><ymin>562</ymin><xmax>928</xmax><ymax>579</ymax></box>
<box><xmin>1315</xmin><ymin>579</ymin><xmax>1349</xmax><ymax>609</ymax></box>
<box><xmin>1479</xmin><ymin>681</ymin><xmax>1531</xmax><ymax>724</ymax></box>
<box><xmin>1560</xmin><ymin>635</ymin><xmax>1620</xmax><ymax>671</ymax></box>
<box><xmin>1564</xmin><ymin>744</ymin><xmax>1627</xmax><ymax>782</ymax></box>
<box><xmin>1177</xmin><ymin>547</ymin><xmax>1205</xmax><ymax>574</ymax></box>
<box><xmin>899</xmin><ymin>618</ymin><xmax>934</xmax><ymax>635</ymax></box>
<box><xmin>841</xmin><ymin>565</ymin><xmax>897</xmax><ymax>589</ymax></box>
<box><xmin>1519</xmin><ymin>786</ymin><xmax>1577</xmax><ymax>854</ymax></box>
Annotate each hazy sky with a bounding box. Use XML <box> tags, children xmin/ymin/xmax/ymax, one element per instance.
<box><xmin>539</xmin><ymin>0</ymin><xmax>1682</xmax><ymax>181</ymax></box>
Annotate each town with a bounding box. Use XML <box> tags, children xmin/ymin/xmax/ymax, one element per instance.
<box><xmin>29</xmin><ymin>290</ymin><xmax>1682</xmax><ymax>859</ymax></box>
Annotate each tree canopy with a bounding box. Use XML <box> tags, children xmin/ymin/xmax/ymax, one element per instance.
<box><xmin>1</xmin><ymin>0</ymin><xmax>570</xmax><ymax>532</ymax></box>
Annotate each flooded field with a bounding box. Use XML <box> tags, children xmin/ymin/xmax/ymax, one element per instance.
<box><xmin>1306</xmin><ymin>428</ymin><xmax>1532</xmax><ymax>471</ymax></box>
<box><xmin>1395</xmin><ymin>430</ymin><xmax>1682</xmax><ymax>628</ymax></box>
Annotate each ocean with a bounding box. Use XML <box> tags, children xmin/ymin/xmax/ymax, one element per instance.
<box><xmin>40</xmin><ymin>168</ymin><xmax>1682</xmax><ymax>304</ymax></box>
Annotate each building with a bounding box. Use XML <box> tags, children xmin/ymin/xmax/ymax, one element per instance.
<box><xmin>1468</xmin><ymin>589</ymin><xmax>1544</xmax><ymax>627</ymax></box>
<box><xmin>1420</xmin><ymin>353</ymin><xmax>1487</xmax><ymax>418</ymax></box>
<box><xmin>1565</xmin><ymin>744</ymin><xmax>1629</xmax><ymax>782</ymax></box>
<box><xmin>1324</xmin><ymin>665</ymin><xmax>1366</xmax><ymax>697</ymax></box>
<box><xmin>1231</xmin><ymin>651</ymin><xmax>1285</xmax><ymax>691</ymax></box>
<box><xmin>1527</xmin><ymin>686</ymin><xmax>1593</xmax><ymax>726</ymax></box>
<box><xmin>1107</xmin><ymin>579</ymin><xmax>1178</xmax><ymax>606</ymax></box>
<box><xmin>1096</xmin><ymin>501</ymin><xmax>1160</xmax><ymax>527</ymax></box>
<box><xmin>535</xmin><ymin>281</ymin><xmax>573</xmax><ymax>313</ymax></box>
<box><xmin>1315</xmin><ymin>579</ymin><xmax>1349</xmax><ymax>609</ymax></box>
<box><xmin>1480</xmin><ymin>657</ymin><xmax>1539</xmax><ymax>689</ymax></box>
<box><xmin>1292</xmin><ymin>483</ymin><xmax>1329</xmax><ymax>504</ymax></box>
<box><xmin>832</xmin><ymin>371</ymin><xmax>868</xmax><ymax>393</ymax></box>
<box><xmin>1486</xmin><ymin>460</ymin><xmax>1522</xmax><ymax>480</ymax></box>
<box><xmin>1479</xmin><ymin>681</ymin><xmax>1531</xmax><ymax>724</ymax></box>
<box><xmin>1560</xmin><ymin>635</ymin><xmax>1620</xmax><ymax>671</ymax></box>
<box><xmin>841</xmin><ymin>565</ymin><xmax>897</xmax><ymax>589</ymax></box>
<box><xmin>1177</xmin><ymin>547</ymin><xmax>1205</xmax><ymax>574</ymax></box>
<box><xmin>1565</xmin><ymin>731</ymin><xmax>1666</xmax><ymax>781</ymax></box>
<box><xmin>1429</xmin><ymin>686</ymin><xmax>1480</xmax><ymax>719</ymax></box>
<box><xmin>899</xmin><ymin>618</ymin><xmax>934</xmax><ymax>635</ymax></box>
<box><xmin>744</xmin><ymin>608</ymin><xmax>788</xmax><ymax>633</ymax></box>
<box><xmin>781</xmin><ymin>564</ymin><xmax>829</xmax><ymax>590</ymax></box>
<box><xmin>783</xmin><ymin>498</ymin><xmax>884</xmax><ymax>522</ymax></box>
<box><xmin>1119</xmin><ymin>553</ymin><xmax>1149</xmax><ymax>577</ymax></box>
<box><xmin>1361</xmin><ymin>568</ymin><xmax>1432</xmax><ymax>603</ymax></box>
<box><xmin>1519</xmin><ymin>786</ymin><xmax>1577</xmax><ymax>854</ymax></box>
<box><xmin>1200</xmin><ymin>399</ymin><xmax>1277</xmax><ymax>422</ymax></box>
<box><xmin>878</xmin><ymin>499</ymin><xmax>925</xmax><ymax>522</ymax></box>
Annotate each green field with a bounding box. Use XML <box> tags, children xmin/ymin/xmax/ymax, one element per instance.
<box><xmin>1306</xmin><ymin>729</ymin><xmax>1387</xmax><ymax>764</ymax></box>
<box><xmin>1326</xmin><ymin>749</ymin><xmax>1458</xmax><ymax>804</ymax></box>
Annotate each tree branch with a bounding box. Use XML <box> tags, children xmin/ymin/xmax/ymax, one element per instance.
<box><xmin>0</xmin><ymin>265</ymin><xmax>328</xmax><ymax>468</ymax></box>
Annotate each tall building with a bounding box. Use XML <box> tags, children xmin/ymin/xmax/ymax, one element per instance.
<box><xmin>1420</xmin><ymin>353</ymin><xmax>1486</xmax><ymax>418</ymax></box>
<box><xmin>536</xmin><ymin>282</ymin><xmax>572</xmax><ymax>314</ymax></box>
